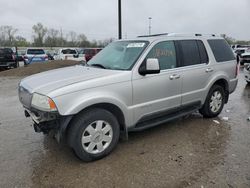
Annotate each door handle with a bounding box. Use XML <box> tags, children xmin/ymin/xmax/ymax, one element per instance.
<box><xmin>169</xmin><ymin>74</ymin><xmax>180</xmax><ymax>80</ymax></box>
<box><xmin>206</xmin><ymin>68</ymin><xmax>213</xmax><ymax>73</ymax></box>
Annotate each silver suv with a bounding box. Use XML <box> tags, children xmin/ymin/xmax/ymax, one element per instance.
<box><xmin>19</xmin><ymin>33</ymin><xmax>238</xmax><ymax>161</ymax></box>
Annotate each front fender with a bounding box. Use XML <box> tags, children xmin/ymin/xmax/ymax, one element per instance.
<box><xmin>52</xmin><ymin>91</ymin><xmax>132</xmax><ymax>127</ymax></box>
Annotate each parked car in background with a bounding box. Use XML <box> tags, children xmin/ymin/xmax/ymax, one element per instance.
<box><xmin>19</xmin><ymin>33</ymin><xmax>238</xmax><ymax>162</ymax></box>
<box><xmin>54</xmin><ymin>48</ymin><xmax>85</xmax><ymax>62</ymax></box>
<box><xmin>16</xmin><ymin>50</ymin><xmax>26</xmax><ymax>61</ymax></box>
<box><xmin>233</xmin><ymin>45</ymin><xmax>250</xmax><ymax>64</ymax></box>
<box><xmin>45</xmin><ymin>50</ymin><xmax>55</xmax><ymax>60</ymax></box>
<box><xmin>244</xmin><ymin>64</ymin><xmax>250</xmax><ymax>84</ymax></box>
<box><xmin>24</xmin><ymin>49</ymin><xmax>48</xmax><ymax>65</ymax></box>
<box><xmin>80</xmin><ymin>48</ymin><xmax>102</xmax><ymax>62</ymax></box>
<box><xmin>239</xmin><ymin>48</ymin><xmax>250</xmax><ymax>65</ymax></box>
<box><xmin>0</xmin><ymin>48</ymin><xmax>19</xmax><ymax>69</ymax></box>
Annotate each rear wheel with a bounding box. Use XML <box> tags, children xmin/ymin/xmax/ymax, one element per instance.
<box><xmin>68</xmin><ymin>108</ymin><xmax>120</xmax><ymax>162</ymax></box>
<box><xmin>199</xmin><ymin>85</ymin><xmax>225</xmax><ymax>118</ymax></box>
<box><xmin>13</xmin><ymin>61</ymin><xmax>19</xmax><ymax>68</ymax></box>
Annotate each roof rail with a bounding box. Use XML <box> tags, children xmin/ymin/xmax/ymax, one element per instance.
<box><xmin>137</xmin><ymin>33</ymin><xmax>168</xmax><ymax>38</ymax></box>
<box><xmin>167</xmin><ymin>33</ymin><xmax>217</xmax><ymax>37</ymax></box>
<box><xmin>137</xmin><ymin>33</ymin><xmax>218</xmax><ymax>38</ymax></box>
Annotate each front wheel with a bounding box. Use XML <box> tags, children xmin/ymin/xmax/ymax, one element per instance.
<box><xmin>68</xmin><ymin>108</ymin><xmax>120</xmax><ymax>162</ymax></box>
<box><xmin>199</xmin><ymin>85</ymin><xmax>225</xmax><ymax>118</ymax></box>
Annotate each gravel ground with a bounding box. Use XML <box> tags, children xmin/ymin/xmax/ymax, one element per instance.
<box><xmin>0</xmin><ymin>60</ymin><xmax>81</xmax><ymax>77</ymax></box>
<box><xmin>0</xmin><ymin>67</ymin><xmax>249</xmax><ymax>188</ymax></box>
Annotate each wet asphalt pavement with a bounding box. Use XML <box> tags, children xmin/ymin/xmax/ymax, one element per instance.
<box><xmin>0</xmin><ymin>69</ymin><xmax>249</xmax><ymax>188</ymax></box>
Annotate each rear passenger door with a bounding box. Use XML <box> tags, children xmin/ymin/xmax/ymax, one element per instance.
<box><xmin>176</xmin><ymin>40</ymin><xmax>211</xmax><ymax>106</ymax></box>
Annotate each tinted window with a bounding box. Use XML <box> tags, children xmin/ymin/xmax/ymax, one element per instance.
<box><xmin>179</xmin><ymin>40</ymin><xmax>201</xmax><ymax>66</ymax></box>
<box><xmin>197</xmin><ymin>40</ymin><xmax>209</xmax><ymax>64</ymax></box>
<box><xmin>146</xmin><ymin>41</ymin><xmax>176</xmax><ymax>70</ymax></box>
<box><xmin>27</xmin><ymin>49</ymin><xmax>45</xmax><ymax>55</ymax></box>
<box><xmin>62</xmin><ymin>49</ymin><xmax>77</xmax><ymax>54</ymax></box>
<box><xmin>208</xmin><ymin>39</ymin><xmax>235</xmax><ymax>62</ymax></box>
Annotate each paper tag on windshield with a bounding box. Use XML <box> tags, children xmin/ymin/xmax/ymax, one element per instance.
<box><xmin>127</xmin><ymin>43</ymin><xmax>145</xmax><ymax>48</ymax></box>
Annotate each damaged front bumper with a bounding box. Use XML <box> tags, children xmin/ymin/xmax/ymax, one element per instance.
<box><xmin>24</xmin><ymin>108</ymin><xmax>73</xmax><ymax>142</ymax></box>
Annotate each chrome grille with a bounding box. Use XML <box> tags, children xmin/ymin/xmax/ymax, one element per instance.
<box><xmin>18</xmin><ymin>86</ymin><xmax>32</xmax><ymax>108</ymax></box>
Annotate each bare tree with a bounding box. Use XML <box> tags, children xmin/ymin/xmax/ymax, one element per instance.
<box><xmin>32</xmin><ymin>23</ymin><xmax>47</xmax><ymax>46</ymax></box>
<box><xmin>67</xmin><ymin>31</ymin><xmax>77</xmax><ymax>46</ymax></box>
<box><xmin>0</xmin><ymin>25</ymin><xmax>18</xmax><ymax>46</ymax></box>
<box><xmin>14</xmin><ymin>35</ymin><xmax>29</xmax><ymax>47</ymax></box>
<box><xmin>45</xmin><ymin>28</ymin><xmax>60</xmax><ymax>47</ymax></box>
<box><xmin>77</xmin><ymin>33</ymin><xmax>90</xmax><ymax>47</ymax></box>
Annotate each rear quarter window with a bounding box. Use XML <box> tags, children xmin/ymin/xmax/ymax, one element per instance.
<box><xmin>27</xmin><ymin>49</ymin><xmax>45</xmax><ymax>55</ymax></box>
<box><xmin>208</xmin><ymin>39</ymin><xmax>235</xmax><ymax>62</ymax></box>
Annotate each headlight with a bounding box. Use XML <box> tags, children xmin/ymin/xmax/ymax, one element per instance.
<box><xmin>31</xmin><ymin>93</ymin><xmax>57</xmax><ymax>111</ymax></box>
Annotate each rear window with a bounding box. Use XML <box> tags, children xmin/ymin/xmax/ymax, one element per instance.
<box><xmin>27</xmin><ymin>49</ymin><xmax>45</xmax><ymax>55</ymax></box>
<box><xmin>208</xmin><ymin>39</ymin><xmax>235</xmax><ymax>62</ymax></box>
<box><xmin>0</xmin><ymin>48</ymin><xmax>13</xmax><ymax>54</ymax></box>
<box><xmin>62</xmin><ymin>49</ymin><xmax>77</xmax><ymax>54</ymax></box>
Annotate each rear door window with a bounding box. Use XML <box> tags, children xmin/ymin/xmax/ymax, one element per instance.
<box><xmin>208</xmin><ymin>39</ymin><xmax>235</xmax><ymax>62</ymax></box>
<box><xmin>177</xmin><ymin>40</ymin><xmax>209</xmax><ymax>66</ymax></box>
<box><xmin>197</xmin><ymin>40</ymin><xmax>209</xmax><ymax>64</ymax></box>
<box><xmin>178</xmin><ymin>40</ymin><xmax>201</xmax><ymax>66</ymax></box>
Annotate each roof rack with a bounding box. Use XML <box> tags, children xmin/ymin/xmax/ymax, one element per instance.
<box><xmin>137</xmin><ymin>33</ymin><xmax>168</xmax><ymax>38</ymax></box>
<box><xmin>137</xmin><ymin>33</ymin><xmax>218</xmax><ymax>38</ymax></box>
<box><xmin>167</xmin><ymin>33</ymin><xmax>217</xmax><ymax>37</ymax></box>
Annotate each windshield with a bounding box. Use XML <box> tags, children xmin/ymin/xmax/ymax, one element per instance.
<box><xmin>62</xmin><ymin>49</ymin><xmax>77</xmax><ymax>54</ymax></box>
<box><xmin>87</xmin><ymin>41</ymin><xmax>149</xmax><ymax>70</ymax></box>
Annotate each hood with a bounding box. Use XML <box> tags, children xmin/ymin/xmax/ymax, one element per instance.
<box><xmin>20</xmin><ymin>65</ymin><xmax>130</xmax><ymax>95</ymax></box>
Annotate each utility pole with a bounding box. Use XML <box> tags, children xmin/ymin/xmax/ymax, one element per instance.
<box><xmin>118</xmin><ymin>0</ymin><xmax>122</xmax><ymax>39</ymax></box>
<box><xmin>148</xmin><ymin>17</ymin><xmax>152</xmax><ymax>35</ymax></box>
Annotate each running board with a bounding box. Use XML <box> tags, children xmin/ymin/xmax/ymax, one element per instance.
<box><xmin>131</xmin><ymin>102</ymin><xmax>201</xmax><ymax>132</ymax></box>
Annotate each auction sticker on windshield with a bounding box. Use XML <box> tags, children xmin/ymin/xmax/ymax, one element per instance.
<box><xmin>127</xmin><ymin>43</ymin><xmax>145</xmax><ymax>48</ymax></box>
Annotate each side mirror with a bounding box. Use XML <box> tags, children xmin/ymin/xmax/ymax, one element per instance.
<box><xmin>139</xmin><ymin>58</ymin><xmax>160</xmax><ymax>76</ymax></box>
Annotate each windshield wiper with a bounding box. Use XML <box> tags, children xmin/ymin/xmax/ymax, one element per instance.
<box><xmin>90</xmin><ymin>64</ymin><xmax>106</xmax><ymax>69</ymax></box>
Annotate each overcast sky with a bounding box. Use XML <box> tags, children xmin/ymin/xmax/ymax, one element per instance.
<box><xmin>0</xmin><ymin>0</ymin><xmax>249</xmax><ymax>41</ymax></box>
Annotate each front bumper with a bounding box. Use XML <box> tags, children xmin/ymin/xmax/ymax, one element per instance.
<box><xmin>24</xmin><ymin>108</ymin><xmax>73</xmax><ymax>142</ymax></box>
<box><xmin>0</xmin><ymin>61</ymin><xmax>16</xmax><ymax>67</ymax></box>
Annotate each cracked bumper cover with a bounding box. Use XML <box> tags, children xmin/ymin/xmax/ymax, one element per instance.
<box><xmin>24</xmin><ymin>108</ymin><xmax>73</xmax><ymax>142</ymax></box>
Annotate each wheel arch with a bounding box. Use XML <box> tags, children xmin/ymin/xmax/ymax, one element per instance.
<box><xmin>65</xmin><ymin>102</ymin><xmax>128</xmax><ymax>146</ymax></box>
<box><xmin>212</xmin><ymin>78</ymin><xmax>229</xmax><ymax>103</ymax></box>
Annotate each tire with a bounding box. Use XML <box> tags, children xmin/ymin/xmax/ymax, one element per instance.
<box><xmin>199</xmin><ymin>85</ymin><xmax>225</xmax><ymax>118</ymax></box>
<box><xmin>247</xmin><ymin>81</ymin><xmax>250</xmax><ymax>85</ymax></box>
<box><xmin>68</xmin><ymin>108</ymin><xmax>120</xmax><ymax>162</ymax></box>
<box><xmin>13</xmin><ymin>61</ymin><xmax>19</xmax><ymax>68</ymax></box>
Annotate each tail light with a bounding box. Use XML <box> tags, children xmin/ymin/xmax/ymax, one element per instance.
<box><xmin>45</xmin><ymin>55</ymin><xmax>48</xmax><ymax>60</ymax></box>
<box><xmin>24</xmin><ymin>55</ymin><xmax>28</xmax><ymax>59</ymax></box>
<box><xmin>12</xmin><ymin>54</ymin><xmax>16</xmax><ymax>60</ymax></box>
<box><xmin>235</xmin><ymin>62</ymin><xmax>240</xmax><ymax>78</ymax></box>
